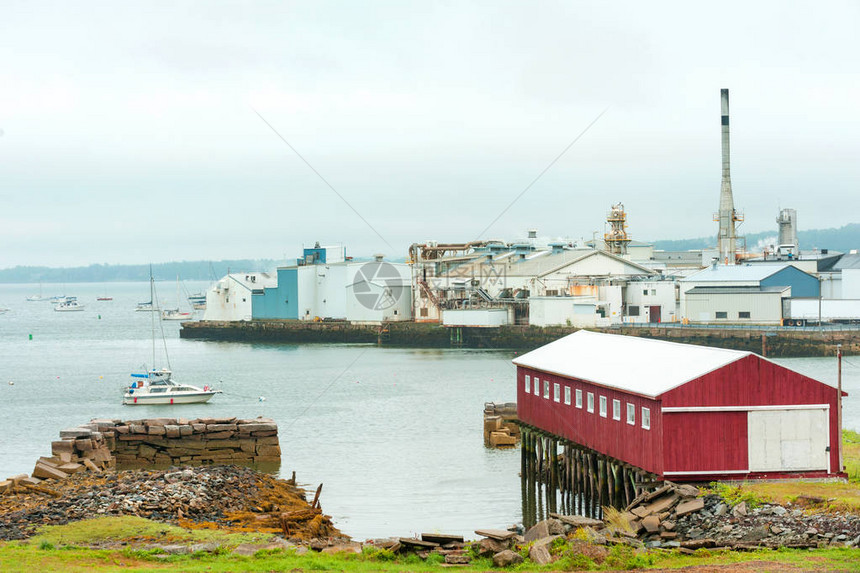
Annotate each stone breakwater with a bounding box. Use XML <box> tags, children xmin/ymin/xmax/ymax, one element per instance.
<box><xmin>0</xmin><ymin>417</ymin><xmax>280</xmax><ymax>496</ymax></box>
<box><xmin>102</xmin><ymin>416</ymin><xmax>281</xmax><ymax>469</ymax></box>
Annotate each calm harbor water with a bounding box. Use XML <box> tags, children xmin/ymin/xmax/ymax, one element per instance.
<box><xmin>1</xmin><ymin>282</ymin><xmax>858</xmax><ymax>539</ymax></box>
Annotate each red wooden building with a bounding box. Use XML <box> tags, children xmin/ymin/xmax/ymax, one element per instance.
<box><xmin>514</xmin><ymin>330</ymin><xmax>846</xmax><ymax>481</ymax></box>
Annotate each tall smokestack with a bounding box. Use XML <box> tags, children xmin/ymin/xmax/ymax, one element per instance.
<box><xmin>717</xmin><ymin>88</ymin><xmax>739</xmax><ymax>264</ymax></box>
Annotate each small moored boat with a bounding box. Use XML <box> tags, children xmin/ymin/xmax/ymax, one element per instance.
<box><xmin>123</xmin><ymin>369</ymin><xmax>221</xmax><ymax>405</ymax></box>
<box><xmin>54</xmin><ymin>297</ymin><xmax>85</xmax><ymax>312</ymax></box>
<box><xmin>161</xmin><ymin>308</ymin><xmax>192</xmax><ymax>321</ymax></box>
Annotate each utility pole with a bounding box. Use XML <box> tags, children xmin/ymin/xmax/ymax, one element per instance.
<box><xmin>818</xmin><ymin>276</ymin><xmax>823</xmax><ymax>333</ymax></box>
<box><xmin>837</xmin><ymin>343</ymin><xmax>843</xmax><ymax>473</ymax></box>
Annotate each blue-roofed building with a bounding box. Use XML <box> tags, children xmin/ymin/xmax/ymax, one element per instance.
<box><xmin>679</xmin><ymin>263</ymin><xmax>820</xmax><ymax>324</ymax></box>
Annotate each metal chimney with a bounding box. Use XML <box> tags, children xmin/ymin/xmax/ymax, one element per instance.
<box><xmin>715</xmin><ymin>88</ymin><xmax>742</xmax><ymax>265</ymax></box>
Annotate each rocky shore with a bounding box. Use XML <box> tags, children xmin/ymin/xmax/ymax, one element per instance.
<box><xmin>0</xmin><ymin>465</ymin><xmax>341</xmax><ymax>543</ymax></box>
<box><xmin>3</xmin><ymin>463</ymin><xmax>858</xmax><ymax>566</ymax></box>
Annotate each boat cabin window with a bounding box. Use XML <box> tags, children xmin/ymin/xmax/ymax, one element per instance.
<box><xmin>150</xmin><ymin>388</ymin><xmax>167</xmax><ymax>393</ymax></box>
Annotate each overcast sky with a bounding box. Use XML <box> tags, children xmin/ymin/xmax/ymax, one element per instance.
<box><xmin>1</xmin><ymin>1</ymin><xmax>858</xmax><ymax>267</ymax></box>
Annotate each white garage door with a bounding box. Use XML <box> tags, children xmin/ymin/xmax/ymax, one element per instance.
<box><xmin>747</xmin><ymin>408</ymin><xmax>829</xmax><ymax>472</ymax></box>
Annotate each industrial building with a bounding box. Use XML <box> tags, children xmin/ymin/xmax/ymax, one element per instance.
<box><xmin>679</xmin><ymin>263</ymin><xmax>820</xmax><ymax>324</ymax></box>
<box><xmin>203</xmin><ymin>272</ymin><xmax>277</xmax><ymax>322</ymax></box>
<box><xmin>514</xmin><ymin>330</ymin><xmax>845</xmax><ymax>481</ymax></box>
<box><xmin>204</xmin><ymin>244</ymin><xmax>412</xmax><ymax>324</ymax></box>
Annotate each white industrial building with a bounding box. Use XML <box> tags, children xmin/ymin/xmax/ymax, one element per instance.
<box><xmin>203</xmin><ymin>272</ymin><xmax>277</xmax><ymax>322</ymax></box>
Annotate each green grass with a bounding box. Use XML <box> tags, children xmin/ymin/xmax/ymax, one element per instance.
<box><xmin>844</xmin><ymin>429</ymin><xmax>860</xmax><ymax>483</ymax></box>
<box><xmin>2</xmin><ymin>515</ymin><xmax>860</xmax><ymax>572</ymax></box>
<box><xmin>704</xmin><ymin>481</ymin><xmax>772</xmax><ymax>509</ymax></box>
<box><xmin>32</xmin><ymin>515</ymin><xmax>272</xmax><ymax>547</ymax></box>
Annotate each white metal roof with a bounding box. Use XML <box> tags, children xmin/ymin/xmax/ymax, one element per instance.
<box><xmin>680</xmin><ymin>263</ymin><xmax>795</xmax><ymax>283</ymax></box>
<box><xmin>512</xmin><ymin>330</ymin><xmax>752</xmax><ymax>398</ymax></box>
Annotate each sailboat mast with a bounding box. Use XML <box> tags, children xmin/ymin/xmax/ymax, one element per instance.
<box><xmin>150</xmin><ymin>268</ymin><xmax>156</xmax><ymax>374</ymax></box>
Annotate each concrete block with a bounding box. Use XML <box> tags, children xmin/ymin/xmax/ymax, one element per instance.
<box><xmin>475</xmin><ymin>529</ymin><xmax>517</xmax><ymax>541</ymax></box>
<box><xmin>59</xmin><ymin>427</ymin><xmax>93</xmax><ymax>439</ymax></box>
<box><xmin>138</xmin><ymin>444</ymin><xmax>158</xmax><ymax>458</ymax></box>
<box><xmin>51</xmin><ymin>440</ymin><xmax>74</xmax><ymax>454</ymax></box>
<box><xmin>488</xmin><ymin>431</ymin><xmax>517</xmax><ymax>447</ymax></box>
<box><xmin>206</xmin><ymin>424</ymin><xmax>237</xmax><ymax>432</ymax></box>
<box><xmin>205</xmin><ymin>439</ymin><xmax>241</xmax><ymax>450</ymax></box>
<box><xmin>74</xmin><ymin>439</ymin><xmax>94</xmax><ymax>451</ymax></box>
<box><xmin>237</xmin><ymin>423</ymin><xmax>277</xmax><ymax>434</ymax></box>
<box><xmin>57</xmin><ymin>452</ymin><xmax>73</xmax><ymax>463</ymax></box>
<box><xmin>21</xmin><ymin>476</ymin><xmax>42</xmax><ymax>486</ymax></box>
<box><xmin>192</xmin><ymin>424</ymin><xmax>207</xmax><ymax>433</ymax></box>
<box><xmin>178</xmin><ymin>425</ymin><xmax>193</xmax><ymax>436</ymax></box>
<box><xmin>147</xmin><ymin>425</ymin><xmax>166</xmax><ymax>435</ymax></box>
<box><xmin>675</xmin><ymin>498</ymin><xmax>705</xmax><ymax>517</ymax></box>
<box><xmin>642</xmin><ymin>515</ymin><xmax>660</xmax><ymax>533</ymax></box>
<box><xmin>257</xmin><ymin>445</ymin><xmax>281</xmax><ymax>457</ymax></box>
<box><xmin>251</xmin><ymin>430</ymin><xmax>277</xmax><ymax>437</ymax></box>
<box><xmin>33</xmin><ymin>462</ymin><xmax>69</xmax><ymax>480</ymax></box>
<box><xmin>205</xmin><ymin>431</ymin><xmax>234</xmax><ymax>439</ymax></box>
<box><xmin>57</xmin><ymin>462</ymin><xmax>84</xmax><ymax>474</ymax></box>
<box><xmin>38</xmin><ymin>456</ymin><xmax>62</xmax><ymax>467</ymax></box>
<box><xmin>164</xmin><ymin>425</ymin><xmax>181</xmax><ymax>438</ymax></box>
<box><xmin>483</xmin><ymin>416</ymin><xmax>502</xmax><ymax>434</ymax></box>
<box><xmin>0</xmin><ymin>480</ymin><xmax>11</xmax><ymax>493</ymax></box>
<box><xmin>93</xmin><ymin>448</ymin><xmax>112</xmax><ymax>463</ymax></box>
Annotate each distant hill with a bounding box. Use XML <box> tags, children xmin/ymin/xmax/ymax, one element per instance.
<box><xmin>652</xmin><ymin>223</ymin><xmax>860</xmax><ymax>253</ymax></box>
<box><xmin>0</xmin><ymin>260</ymin><xmax>281</xmax><ymax>284</ymax></box>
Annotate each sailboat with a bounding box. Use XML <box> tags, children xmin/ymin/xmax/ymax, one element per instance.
<box><xmin>26</xmin><ymin>283</ymin><xmax>44</xmax><ymax>301</ymax></box>
<box><xmin>161</xmin><ymin>276</ymin><xmax>193</xmax><ymax>320</ymax></box>
<box><xmin>123</xmin><ymin>273</ymin><xmax>220</xmax><ymax>405</ymax></box>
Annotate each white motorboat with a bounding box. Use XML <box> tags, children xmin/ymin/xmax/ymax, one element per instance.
<box><xmin>123</xmin><ymin>270</ymin><xmax>220</xmax><ymax>406</ymax></box>
<box><xmin>135</xmin><ymin>301</ymin><xmax>156</xmax><ymax>312</ymax></box>
<box><xmin>123</xmin><ymin>369</ymin><xmax>221</xmax><ymax>405</ymax></box>
<box><xmin>54</xmin><ymin>297</ymin><xmax>85</xmax><ymax>312</ymax></box>
<box><xmin>161</xmin><ymin>308</ymin><xmax>192</xmax><ymax>321</ymax></box>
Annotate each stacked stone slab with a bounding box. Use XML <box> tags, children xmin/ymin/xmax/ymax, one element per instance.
<box><xmin>39</xmin><ymin>425</ymin><xmax>115</xmax><ymax>478</ymax></box>
<box><xmin>102</xmin><ymin>416</ymin><xmax>280</xmax><ymax>469</ymax></box>
<box><xmin>1</xmin><ymin>416</ymin><xmax>280</xmax><ymax>494</ymax></box>
<box><xmin>483</xmin><ymin>402</ymin><xmax>520</xmax><ymax>447</ymax></box>
<box><xmin>0</xmin><ymin>426</ymin><xmax>116</xmax><ymax>493</ymax></box>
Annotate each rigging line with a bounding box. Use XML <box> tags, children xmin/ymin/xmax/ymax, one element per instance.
<box><xmin>252</xmin><ymin>108</ymin><xmax>394</xmax><ymax>251</ymax></box>
<box><xmin>152</xmin><ymin>278</ymin><xmax>172</xmax><ymax>370</ymax></box>
<box><xmin>474</xmin><ymin>106</ymin><xmax>609</xmax><ymax>241</ymax></box>
<box><xmin>281</xmin><ymin>348</ymin><xmax>369</xmax><ymax>433</ymax></box>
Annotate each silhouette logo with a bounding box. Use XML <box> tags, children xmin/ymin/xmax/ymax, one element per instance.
<box><xmin>353</xmin><ymin>261</ymin><xmax>404</xmax><ymax>311</ymax></box>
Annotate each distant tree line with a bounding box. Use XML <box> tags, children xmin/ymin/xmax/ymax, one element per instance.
<box><xmin>652</xmin><ymin>223</ymin><xmax>860</xmax><ymax>253</ymax></box>
<box><xmin>0</xmin><ymin>260</ymin><xmax>282</xmax><ymax>283</ymax></box>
